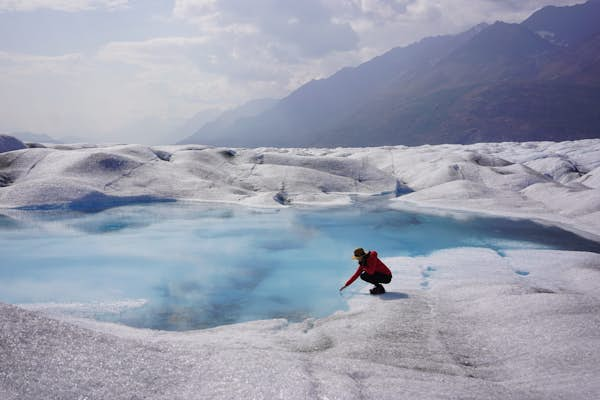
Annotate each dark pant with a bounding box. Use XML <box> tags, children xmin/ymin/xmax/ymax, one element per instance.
<box><xmin>360</xmin><ymin>271</ymin><xmax>392</xmax><ymax>286</ymax></box>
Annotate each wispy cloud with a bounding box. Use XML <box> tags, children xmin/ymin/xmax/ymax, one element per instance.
<box><xmin>0</xmin><ymin>0</ymin><xmax>129</xmax><ymax>12</ymax></box>
<box><xmin>97</xmin><ymin>36</ymin><xmax>211</xmax><ymax>66</ymax></box>
<box><xmin>171</xmin><ymin>0</ymin><xmax>584</xmax><ymax>70</ymax></box>
<box><xmin>173</xmin><ymin>0</ymin><xmax>359</xmax><ymax>59</ymax></box>
<box><xmin>0</xmin><ymin>50</ymin><xmax>83</xmax><ymax>75</ymax></box>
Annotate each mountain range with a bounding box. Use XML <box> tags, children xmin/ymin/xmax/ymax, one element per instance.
<box><xmin>182</xmin><ymin>0</ymin><xmax>600</xmax><ymax>147</ymax></box>
<box><xmin>9</xmin><ymin>132</ymin><xmax>63</xmax><ymax>144</ymax></box>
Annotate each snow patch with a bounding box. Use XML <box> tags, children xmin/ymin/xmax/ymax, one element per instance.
<box><xmin>18</xmin><ymin>299</ymin><xmax>148</xmax><ymax>318</ymax></box>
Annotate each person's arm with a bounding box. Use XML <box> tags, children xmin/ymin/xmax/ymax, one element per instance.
<box><xmin>340</xmin><ymin>266</ymin><xmax>362</xmax><ymax>291</ymax></box>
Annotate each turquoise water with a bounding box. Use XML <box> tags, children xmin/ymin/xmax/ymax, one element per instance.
<box><xmin>1</xmin><ymin>202</ymin><xmax>599</xmax><ymax>331</ymax></box>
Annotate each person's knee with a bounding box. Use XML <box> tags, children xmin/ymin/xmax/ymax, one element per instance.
<box><xmin>360</xmin><ymin>271</ymin><xmax>374</xmax><ymax>283</ymax></box>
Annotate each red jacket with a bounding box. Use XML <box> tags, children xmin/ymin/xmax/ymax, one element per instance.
<box><xmin>345</xmin><ymin>250</ymin><xmax>392</xmax><ymax>287</ymax></box>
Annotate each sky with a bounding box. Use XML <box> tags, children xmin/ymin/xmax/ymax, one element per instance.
<box><xmin>0</xmin><ymin>0</ymin><xmax>584</xmax><ymax>144</ymax></box>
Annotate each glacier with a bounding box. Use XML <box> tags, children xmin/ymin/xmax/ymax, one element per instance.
<box><xmin>1</xmin><ymin>137</ymin><xmax>600</xmax><ymax>399</ymax></box>
<box><xmin>1</xmin><ymin>138</ymin><xmax>599</xmax><ymax>237</ymax></box>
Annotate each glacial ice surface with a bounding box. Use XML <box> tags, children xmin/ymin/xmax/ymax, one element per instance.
<box><xmin>2</xmin><ymin>247</ymin><xmax>600</xmax><ymax>399</ymax></box>
<box><xmin>1</xmin><ymin>138</ymin><xmax>600</xmax><ymax>399</ymax></box>
<box><xmin>1</xmin><ymin>138</ymin><xmax>599</xmax><ymax>235</ymax></box>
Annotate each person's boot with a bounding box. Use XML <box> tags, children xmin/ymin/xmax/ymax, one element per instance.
<box><xmin>369</xmin><ymin>284</ymin><xmax>385</xmax><ymax>295</ymax></box>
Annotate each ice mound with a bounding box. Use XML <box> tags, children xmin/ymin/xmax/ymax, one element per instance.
<box><xmin>0</xmin><ymin>143</ymin><xmax>397</xmax><ymax>210</ymax></box>
<box><xmin>379</xmin><ymin>140</ymin><xmax>600</xmax><ymax>237</ymax></box>
<box><xmin>0</xmin><ymin>135</ymin><xmax>26</xmax><ymax>153</ymax></box>
<box><xmin>579</xmin><ymin>166</ymin><xmax>600</xmax><ymax>188</ymax></box>
<box><xmin>1</xmin><ymin>139</ymin><xmax>600</xmax><ymax>236</ymax></box>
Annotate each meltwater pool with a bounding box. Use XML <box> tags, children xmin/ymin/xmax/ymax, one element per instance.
<box><xmin>1</xmin><ymin>202</ymin><xmax>599</xmax><ymax>330</ymax></box>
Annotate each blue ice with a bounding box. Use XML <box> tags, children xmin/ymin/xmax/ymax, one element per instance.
<box><xmin>1</xmin><ymin>202</ymin><xmax>598</xmax><ymax>331</ymax></box>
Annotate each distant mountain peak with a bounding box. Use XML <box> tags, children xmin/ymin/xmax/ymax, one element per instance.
<box><xmin>181</xmin><ymin>1</ymin><xmax>600</xmax><ymax>148</ymax></box>
<box><xmin>523</xmin><ymin>0</ymin><xmax>600</xmax><ymax>46</ymax></box>
<box><xmin>179</xmin><ymin>98</ymin><xmax>278</xmax><ymax>145</ymax></box>
<box><xmin>447</xmin><ymin>21</ymin><xmax>555</xmax><ymax>65</ymax></box>
<box><xmin>10</xmin><ymin>132</ymin><xmax>62</xmax><ymax>144</ymax></box>
<box><xmin>470</xmin><ymin>22</ymin><xmax>490</xmax><ymax>34</ymax></box>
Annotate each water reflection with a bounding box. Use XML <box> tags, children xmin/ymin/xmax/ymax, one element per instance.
<box><xmin>1</xmin><ymin>201</ymin><xmax>599</xmax><ymax>331</ymax></box>
<box><xmin>0</xmin><ymin>213</ymin><xmax>19</xmax><ymax>229</ymax></box>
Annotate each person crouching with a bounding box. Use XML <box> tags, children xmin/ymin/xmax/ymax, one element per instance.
<box><xmin>339</xmin><ymin>248</ymin><xmax>392</xmax><ymax>295</ymax></box>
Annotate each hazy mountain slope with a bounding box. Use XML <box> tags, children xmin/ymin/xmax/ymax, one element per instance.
<box><xmin>522</xmin><ymin>0</ymin><xmax>600</xmax><ymax>46</ymax></box>
<box><xmin>320</xmin><ymin>18</ymin><xmax>600</xmax><ymax>146</ymax></box>
<box><xmin>179</xmin><ymin>99</ymin><xmax>278</xmax><ymax>145</ymax></box>
<box><xmin>539</xmin><ymin>32</ymin><xmax>600</xmax><ymax>84</ymax></box>
<box><xmin>10</xmin><ymin>132</ymin><xmax>62</xmax><ymax>144</ymax></box>
<box><xmin>183</xmin><ymin>26</ymin><xmax>486</xmax><ymax>147</ymax></box>
<box><xmin>183</xmin><ymin>0</ymin><xmax>600</xmax><ymax>147</ymax></box>
<box><xmin>310</xmin><ymin>2</ymin><xmax>600</xmax><ymax>147</ymax></box>
<box><xmin>173</xmin><ymin>109</ymin><xmax>222</xmax><ymax>142</ymax></box>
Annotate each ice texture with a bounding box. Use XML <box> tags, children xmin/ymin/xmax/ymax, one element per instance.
<box><xmin>2</xmin><ymin>248</ymin><xmax>600</xmax><ymax>399</ymax></box>
<box><xmin>1</xmin><ymin>137</ymin><xmax>600</xmax><ymax>399</ymax></box>
<box><xmin>0</xmin><ymin>138</ymin><xmax>599</xmax><ymax>237</ymax></box>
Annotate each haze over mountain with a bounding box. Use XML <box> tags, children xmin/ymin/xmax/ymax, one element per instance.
<box><xmin>8</xmin><ymin>132</ymin><xmax>62</xmax><ymax>144</ymax></box>
<box><xmin>179</xmin><ymin>99</ymin><xmax>278</xmax><ymax>145</ymax></box>
<box><xmin>172</xmin><ymin>109</ymin><xmax>223</xmax><ymax>143</ymax></box>
<box><xmin>183</xmin><ymin>0</ymin><xmax>600</xmax><ymax>148</ymax></box>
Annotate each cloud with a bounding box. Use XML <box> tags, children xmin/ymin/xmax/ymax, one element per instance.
<box><xmin>0</xmin><ymin>51</ymin><xmax>84</xmax><ymax>76</ymax></box>
<box><xmin>0</xmin><ymin>0</ymin><xmax>129</xmax><ymax>12</ymax></box>
<box><xmin>97</xmin><ymin>37</ymin><xmax>211</xmax><ymax>66</ymax></box>
<box><xmin>173</xmin><ymin>0</ymin><xmax>359</xmax><ymax>59</ymax></box>
<box><xmin>171</xmin><ymin>0</ymin><xmax>584</xmax><ymax>69</ymax></box>
<box><xmin>96</xmin><ymin>35</ymin><xmax>292</xmax><ymax>84</ymax></box>
<box><xmin>0</xmin><ymin>0</ymin><xmax>586</xmax><ymax>144</ymax></box>
<box><xmin>0</xmin><ymin>44</ymin><xmax>284</xmax><ymax>143</ymax></box>
<box><xmin>0</xmin><ymin>49</ymin><xmax>139</xmax><ymax>140</ymax></box>
<box><xmin>315</xmin><ymin>0</ymin><xmax>584</xmax><ymax>58</ymax></box>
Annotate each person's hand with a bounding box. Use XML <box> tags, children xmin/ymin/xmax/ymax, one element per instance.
<box><xmin>339</xmin><ymin>285</ymin><xmax>347</xmax><ymax>292</ymax></box>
